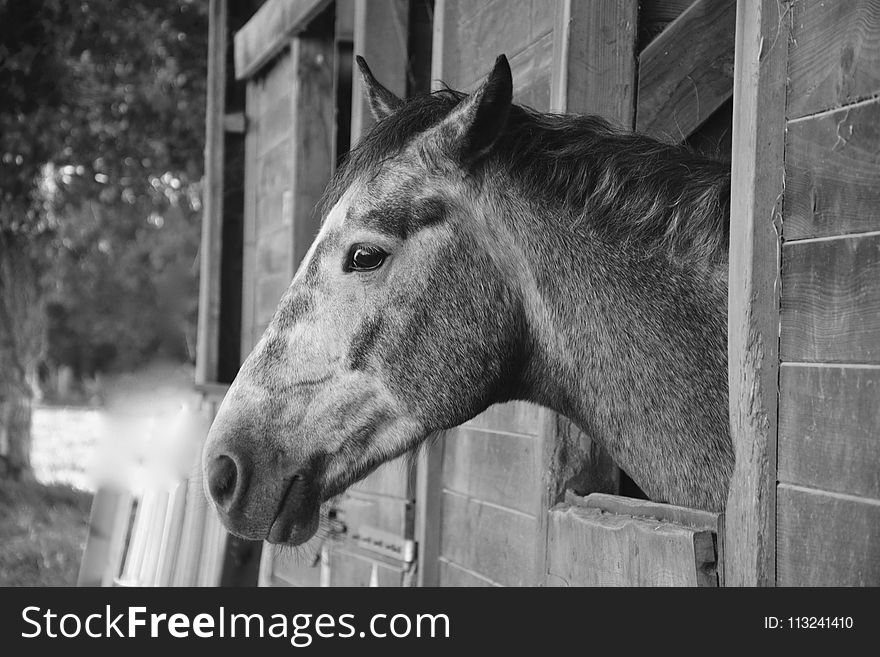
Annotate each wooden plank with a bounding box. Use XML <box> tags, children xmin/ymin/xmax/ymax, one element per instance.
<box><xmin>787</xmin><ymin>0</ymin><xmax>880</xmax><ymax>120</ymax></box>
<box><xmin>550</xmin><ymin>0</ymin><xmax>638</xmax><ymax>120</ymax></box>
<box><xmin>194</xmin><ymin>381</ymin><xmax>230</xmax><ymax>401</ymax></box>
<box><xmin>351</xmin><ymin>457</ymin><xmax>412</xmax><ymax>499</ymax></box>
<box><xmin>572</xmin><ymin>492</ymin><xmax>721</xmax><ymax>533</ymax></box>
<box><xmin>440</xmin><ymin>0</ymin><xmax>553</xmax><ymax>92</ymax></box>
<box><xmin>784</xmin><ymin>98</ymin><xmax>880</xmax><ymax>240</ymax></box>
<box><xmin>780</xmin><ymin>234</ymin><xmax>880</xmax><ymax>363</ymax></box>
<box><xmin>350</xmin><ymin>0</ymin><xmax>409</xmax><ymax>142</ymax></box>
<box><xmin>154</xmin><ymin>481</ymin><xmax>188</xmax><ymax>586</ymax></box>
<box><xmin>508</xmin><ymin>30</ymin><xmax>555</xmax><ymax>111</ymax></box>
<box><xmin>546</xmin><ymin>503</ymin><xmax>718</xmax><ymax>587</ymax></box>
<box><xmin>440</xmin><ymin>491</ymin><xmax>538</xmax><ymax>586</ymax></box>
<box><xmin>77</xmin><ymin>487</ymin><xmax>133</xmax><ymax>586</ymax></box>
<box><xmin>335</xmin><ymin>491</ymin><xmax>411</xmax><ymax>538</ymax></box>
<box><xmin>639</xmin><ymin>0</ymin><xmax>696</xmax><ymax>50</ymax></box>
<box><xmin>461</xmin><ymin>401</ymin><xmax>544</xmax><ymax>436</ymax></box>
<box><xmin>415</xmin><ymin>434</ymin><xmax>445</xmax><ymax>586</ymax></box>
<box><xmin>234</xmin><ymin>0</ymin><xmax>332</xmax><ymax>79</ymax></box>
<box><xmin>290</xmin><ymin>35</ymin><xmax>335</xmax><ymax>268</ymax></box>
<box><xmin>438</xmin><ymin>559</ymin><xmax>499</xmax><ymax>587</ymax></box>
<box><xmin>195</xmin><ymin>0</ymin><xmax>227</xmax><ymax>386</ymax></box>
<box><xmin>240</xmin><ymin>83</ymin><xmax>259</xmax><ymax>356</ymax></box>
<box><xmin>171</xmin><ymin>449</ymin><xmax>211</xmax><ymax>586</ymax></box>
<box><xmin>725</xmin><ymin>0</ymin><xmax>787</xmax><ymax>587</ymax></box>
<box><xmin>779</xmin><ymin>364</ymin><xmax>880</xmax><ymax>499</ymax></box>
<box><xmin>777</xmin><ymin>484</ymin><xmax>880</xmax><ymax>586</ymax></box>
<box><xmin>264</xmin><ymin>544</ymin><xmax>323</xmax><ymax>587</ymax></box>
<box><xmin>442</xmin><ymin>427</ymin><xmax>539</xmax><ymax>515</ymax></box>
<box><xmin>636</xmin><ymin>0</ymin><xmax>736</xmax><ymax>141</ymax></box>
<box><xmin>328</xmin><ymin>548</ymin><xmax>405</xmax><ymax>587</ymax></box>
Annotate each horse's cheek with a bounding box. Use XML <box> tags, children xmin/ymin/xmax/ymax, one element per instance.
<box><xmin>380</xmin><ymin>260</ymin><xmax>512</xmax><ymax>428</ymax></box>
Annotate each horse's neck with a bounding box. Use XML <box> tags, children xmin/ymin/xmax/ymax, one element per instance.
<box><xmin>505</xmin><ymin>205</ymin><xmax>733</xmax><ymax>512</ymax></box>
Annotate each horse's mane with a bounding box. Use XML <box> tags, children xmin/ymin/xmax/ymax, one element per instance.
<box><xmin>324</xmin><ymin>88</ymin><xmax>731</xmax><ymax>263</ymax></box>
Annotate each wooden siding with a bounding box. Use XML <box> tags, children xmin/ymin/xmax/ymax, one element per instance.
<box><xmin>240</xmin><ymin>38</ymin><xmax>334</xmax><ymax>353</ymax></box>
<box><xmin>776</xmin><ymin>0</ymin><xmax>880</xmax><ymax>586</ymax></box>
<box><xmin>784</xmin><ymin>99</ymin><xmax>880</xmax><ymax>240</ymax></box>
<box><xmin>786</xmin><ymin>0</ymin><xmax>880</xmax><ymax>120</ymax></box>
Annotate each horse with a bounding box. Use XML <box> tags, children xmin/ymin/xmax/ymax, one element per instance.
<box><xmin>202</xmin><ymin>54</ymin><xmax>734</xmax><ymax>547</ymax></box>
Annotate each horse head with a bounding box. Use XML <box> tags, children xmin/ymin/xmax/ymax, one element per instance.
<box><xmin>202</xmin><ymin>56</ymin><xmax>529</xmax><ymax>545</ymax></box>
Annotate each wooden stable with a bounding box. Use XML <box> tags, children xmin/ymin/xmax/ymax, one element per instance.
<box><xmin>191</xmin><ymin>0</ymin><xmax>880</xmax><ymax>587</ymax></box>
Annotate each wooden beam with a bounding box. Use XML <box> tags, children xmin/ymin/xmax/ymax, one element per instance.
<box><xmin>725</xmin><ymin>0</ymin><xmax>788</xmax><ymax>587</ymax></box>
<box><xmin>234</xmin><ymin>0</ymin><xmax>332</xmax><ymax>80</ymax></box>
<box><xmin>636</xmin><ymin>0</ymin><xmax>736</xmax><ymax>141</ymax></box>
<box><xmin>350</xmin><ymin>0</ymin><xmax>409</xmax><ymax>142</ymax></box>
<box><xmin>638</xmin><ymin>0</ymin><xmax>695</xmax><ymax>50</ymax></box>
<box><xmin>550</xmin><ymin>0</ymin><xmax>639</xmax><ymax>123</ymax></box>
<box><xmin>195</xmin><ymin>0</ymin><xmax>227</xmax><ymax>387</ymax></box>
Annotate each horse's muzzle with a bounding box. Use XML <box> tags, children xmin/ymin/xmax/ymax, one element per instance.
<box><xmin>204</xmin><ymin>449</ymin><xmax>321</xmax><ymax>545</ymax></box>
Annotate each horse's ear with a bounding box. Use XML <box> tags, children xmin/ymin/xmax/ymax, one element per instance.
<box><xmin>436</xmin><ymin>54</ymin><xmax>512</xmax><ymax>166</ymax></box>
<box><xmin>356</xmin><ymin>55</ymin><xmax>404</xmax><ymax>120</ymax></box>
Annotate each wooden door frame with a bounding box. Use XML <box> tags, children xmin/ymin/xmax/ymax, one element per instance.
<box><xmin>725</xmin><ymin>0</ymin><xmax>788</xmax><ymax>587</ymax></box>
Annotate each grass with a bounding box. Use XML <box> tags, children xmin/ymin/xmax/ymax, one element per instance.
<box><xmin>0</xmin><ymin>477</ymin><xmax>92</xmax><ymax>586</ymax></box>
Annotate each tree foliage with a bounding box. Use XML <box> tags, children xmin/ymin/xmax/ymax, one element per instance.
<box><xmin>0</xmin><ymin>0</ymin><xmax>208</xmax><ymax>476</ymax></box>
<box><xmin>1</xmin><ymin>0</ymin><xmax>208</xmax><ymax>377</ymax></box>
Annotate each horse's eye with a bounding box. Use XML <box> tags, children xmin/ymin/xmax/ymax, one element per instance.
<box><xmin>346</xmin><ymin>244</ymin><xmax>387</xmax><ymax>272</ymax></box>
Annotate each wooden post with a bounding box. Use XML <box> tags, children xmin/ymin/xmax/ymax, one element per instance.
<box><xmin>725</xmin><ymin>0</ymin><xmax>788</xmax><ymax>587</ymax></box>
<box><xmin>195</xmin><ymin>0</ymin><xmax>227</xmax><ymax>386</ymax></box>
<box><xmin>350</xmin><ymin>0</ymin><xmax>409</xmax><ymax>142</ymax></box>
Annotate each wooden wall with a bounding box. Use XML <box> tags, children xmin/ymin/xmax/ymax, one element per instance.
<box><xmin>240</xmin><ymin>35</ymin><xmax>334</xmax><ymax>353</ymax></box>
<box><xmin>776</xmin><ymin>0</ymin><xmax>880</xmax><ymax>586</ymax></box>
<box><xmin>436</xmin><ymin>0</ymin><xmax>555</xmax><ymax>106</ymax></box>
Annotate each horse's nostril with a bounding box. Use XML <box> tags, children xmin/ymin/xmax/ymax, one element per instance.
<box><xmin>208</xmin><ymin>454</ymin><xmax>240</xmax><ymax>511</ymax></box>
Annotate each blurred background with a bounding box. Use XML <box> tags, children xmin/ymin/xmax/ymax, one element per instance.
<box><xmin>0</xmin><ymin>0</ymin><xmax>208</xmax><ymax>585</ymax></box>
